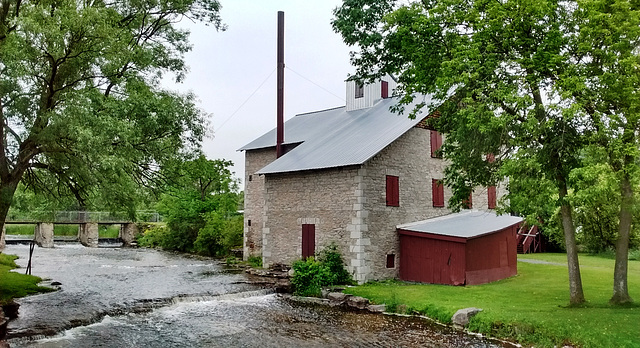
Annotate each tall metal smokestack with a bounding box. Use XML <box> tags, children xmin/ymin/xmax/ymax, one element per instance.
<box><xmin>276</xmin><ymin>11</ymin><xmax>285</xmax><ymax>158</ymax></box>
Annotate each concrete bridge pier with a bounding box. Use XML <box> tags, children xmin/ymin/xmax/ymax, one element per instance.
<box><xmin>78</xmin><ymin>223</ymin><xmax>99</xmax><ymax>247</ymax></box>
<box><xmin>119</xmin><ymin>223</ymin><xmax>139</xmax><ymax>247</ymax></box>
<box><xmin>34</xmin><ymin>223</ymin><xmax>54</xmax><ymax>248</ymax></box>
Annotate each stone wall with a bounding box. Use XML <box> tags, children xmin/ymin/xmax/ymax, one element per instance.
<box><xmin>261</xmin><ymin>166</ymin><xmax>360</xmax><ymax>271</ymax></box>
<box><xmin>243</xmin><ymin>148</ymin><xmax>277</xmax><ymax>260</ymax></box>
<box><xmin>359</xmin><ymin>127</ymin><xmax>452</xmax><ymax>282</ymax></box>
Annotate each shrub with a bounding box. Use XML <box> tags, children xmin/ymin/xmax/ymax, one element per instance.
<box><xmin>291</xmin><ymin>244</ymin><xmax>353</xmax><ymax>296</ymax></box>
<box><xmin>193</xmin><ymin>213</ymin><xmax>243</xmax><ymax>256</ymax></box>
<box><xmin>317</xmin><ymin>244</ymin><xmax>353</xmax><ymax>285</ymax></box>
<box><xmin>291</xmin><ymin>257</ymin><xmax>331</xmax><ymax>297</ymax></box>
<box><xmin>248</xmin><ymin>255</ymin><xmax>263</xmax><ymax>268</ymax></box>
<box><xmin>136</xmin><ymin>224</ymin><xmax>170</xmax><ymax>248</ymax></box>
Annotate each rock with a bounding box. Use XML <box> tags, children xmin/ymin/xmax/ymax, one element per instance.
<box><xmin>2</xmin><ymin>302</ymin><xmax>19</xmax><ymax>320</ymax></box>
<box><xmin>367</xmin><ymin>304</ymin><xmax>386</xmax><ymax>313</ymax></box>
<box><xmin>51</xmin><ymin>281</ymin><xmax>62</xmax><ymax>286</ymax></box>
<box><xmin>0</xmin><ymin>309</ymin><xmax>6</xmax><ymax>340</ymax></box>
<box><xmin>287</xmin><ymin>268</ymin><xmax>295</xmax><ymax>277</ymax></box>
<box><xmin>275</xmin><ymin>279</ymin><xmax>292</xmax><ymax>293</ymax></box>
<box><xmin>327</xmin><ymin>292</ymin><xmax>349</xmax><ymax>303</ymax></box>
<box><xmin>451</xmin><ymin>307</ymin><xmax>483</xmax><ymax>328</ymax></box>
<box><xmin>346</xmin><ymin>296</ymin><xmax>369</xmax><ymax>310</ymax></box>
<box><xmin>321</xmin><ymin>289</ymin><xmax>329</xmax><ymax>298</ymax></box>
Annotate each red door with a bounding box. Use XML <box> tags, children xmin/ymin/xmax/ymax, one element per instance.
<box><xmin>302</xmin><ymin>224</ymin><xmax>315</xmax><ymax>258</ymax></box>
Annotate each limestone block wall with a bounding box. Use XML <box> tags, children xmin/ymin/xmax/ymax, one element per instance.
<box><xmin>244</xmin><ymin>148</ymin><xmax>277</xmax><ymax>260</ymax></box>
<box><xmin>261</xmin><ymin>166</ymin><xmax>360</xmax><ymax>272</ymax></box>
<box><xmin>360</xmin><ymin>127</ymin><xmax>452</xmax><ymax>282</ymax></box>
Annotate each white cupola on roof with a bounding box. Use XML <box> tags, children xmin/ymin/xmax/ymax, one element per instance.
<box><xmin>345</xmin><ymin>75</ymin><xmax>397</xmax><ymax>111</ymax></box>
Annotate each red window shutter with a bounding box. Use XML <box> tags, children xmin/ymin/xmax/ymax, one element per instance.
<box><xmin>302</xmin><ymin>224</ymin><xmax>315</xmax><ymax>258</ymax></box>
<box><xmin>381</xmin><ymin>81</ymin><xmax>389</xmax><ymax>99</ymax></box>
<box><xmin>430</xmin><ymin>130</ymin><xmax>442</xmax><ymax>158</ymax></box>
<box><xmin>488</xmin><ymin>186</ymin><xmax>497</xmax><ymax>209</ymax></box>
<box><xmin>432</xmin><ymin>179</ymin><xmax>444</xmax><ymax>207</ymax></box>
<box><xmin>463</xmin><ymin>192</ymin><xmax>473</xmax><ymax>209</ymax></box>
<box><xmin>386</xmin><ymin>175</ymin><xmax>399</xmax><ymax>207</ymax></box>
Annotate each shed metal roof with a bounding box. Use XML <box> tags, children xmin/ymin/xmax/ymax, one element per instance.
<box><xmin>397</xmin><ymin>210</ymin><xmax>523</xmax><ymax>239</ymax></box>
<box><xmin>239</xmin><ymin>95</ymin><xmax>440</xmax><ymax>175</ymax></box>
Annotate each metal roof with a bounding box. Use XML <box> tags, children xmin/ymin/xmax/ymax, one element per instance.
<box><xmin>397</xmin><ymin>210</ymin><xmax>523</xmax><ymax>239</ymax></box>
<box><xmin>239</xmin><ymin>95</ymin><xmax>440</xmax><ymax>175</ymax></box>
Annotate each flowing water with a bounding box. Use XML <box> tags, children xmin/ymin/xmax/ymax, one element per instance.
<box><xmin>4</xmin><ymin>243</ymin><xmax>510</xmax><ymax>347</ymax></box>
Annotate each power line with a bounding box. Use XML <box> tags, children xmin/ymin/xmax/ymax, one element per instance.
<box><xmin>215</xmin><ymin>68</ymin><xmax>277</xmax><ymax>132</ymax></box>
<box><xmin>286</xmin><ymin>66</ymin><xmax>345</xmax><ymax>102</ymax></box>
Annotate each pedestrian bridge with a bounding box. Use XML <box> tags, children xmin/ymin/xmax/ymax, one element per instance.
<box><xmin>3</xmin><ymin>211</ymin><xmax>161</xmax><ymax>248</ymax></box>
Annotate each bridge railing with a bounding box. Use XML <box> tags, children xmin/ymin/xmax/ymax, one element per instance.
<box><xmin>6</xmin><ymin>210</ymin><xmax>162</xmax><ymax>223</ymax></box>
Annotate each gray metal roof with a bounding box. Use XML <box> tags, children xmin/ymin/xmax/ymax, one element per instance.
<box><xmin>239</xmin><ymin>95</ymin><xmax>440</xmax><ymax>175</ymax></box>
<box><xmin>397</xmin><ymin>210</ymin><xmax>523</xmax><ymax>239</ymax></box>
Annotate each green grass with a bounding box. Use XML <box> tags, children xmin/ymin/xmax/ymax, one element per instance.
<box><xmin>6</xmin><ymin>224</ymin><xmax>120</xmax><ymax>237</ymax></box>
<box><xmin>0</xmin><ymin>254</ymin><xmax>54</xmax><ymax>305</ymax></box>
<box><xmin>345</xmin><ymin>253</ymin><xmax>640</xmax><ymax>348</ymax></box>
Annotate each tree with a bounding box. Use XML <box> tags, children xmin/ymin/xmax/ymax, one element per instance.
<box><xmin>562</xmin><ymin>0</ymin><xmax>640</xmax><ymax>304</ymax></box>
<box><xmin>155</xmin><ymin>156</ymin><xmax>240</xmax><ymax>254</ymax></box>
<box><xmin>0</xmin><ymin>0</ymin><xmax>223</xmax><ymax>242</ymax></box>
<box><xmin>333</xmin><ymin>0</ymin><xmax>588</xmax><ymax>304</ymax></box>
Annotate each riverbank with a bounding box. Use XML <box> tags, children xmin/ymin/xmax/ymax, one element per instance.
<box><xmin>344</xmin><ymin>253</ymin><xmax>640</xmax><ymax>348</ymax></box>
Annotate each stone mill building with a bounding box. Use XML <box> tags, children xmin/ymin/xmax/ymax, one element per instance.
<box><xmin>240</xmin><ymin>77</ymin><xmax>505</xmax><ymax>284</ymax></box>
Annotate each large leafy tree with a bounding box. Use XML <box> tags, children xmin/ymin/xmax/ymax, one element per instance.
<box><xmin>564</xmin><ymin>0</ymin><xmax>640</xmax><ymax>304</ymax></box>
<box><xmin>333</xmin><ymin>0</ymin><xmax>640</xmax><ymax>305</ymax></box>
<box><xmin>333</xmin><ymin>0</ymin><xmax>588</xmax><ymax>304</ymax></box>
<box><xmin>0</xmin><ymin>0</ymin><xmax>223</xmax><ymax>241</ymax></box>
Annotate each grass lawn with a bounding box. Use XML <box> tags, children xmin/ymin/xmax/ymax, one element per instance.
<box><xmin>0</xmin><ymin>254</ymin><xmax>54</xmax><ymax>306</ymax></box>
<box><xmin>344</xmin><ymin>253</ymin><xmax>640</xmax><ymax>347</ymax></box>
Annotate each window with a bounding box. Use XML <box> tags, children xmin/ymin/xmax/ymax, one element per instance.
<box><xmin>430</xmin><ymin>130</ymin><xmax>443</xmax><ymax>158</ymax></box>
<box><xmin>386</xmin><ymin>254</ymin><xmax>395</xmax><ymax>268</ymax></box>
<box><xmin>488</xmin><ymin>186</ymin><xmax>497</xmax><ymax>209</ymax></box>
<box><xmin>381</xmin><ymin>81</ymin><xmax>389</xmax><ymax>99</ymax></box>
<box><xmin>463</xmin><ymin>192</ymin><xmax>473</xmax><ymax>209</ymax></box>
<box><xmin>248</xmin><ymin>175</ymin><xmax>253</xmax><ymax>182</ymax></box>
<box><xmin>248</xmin><ymin>219</ymin><xmax>252</xmax><ymax>226</ymax></box>
<box><xmin>386</xmin><ymin>175</ymin><xmax>399</xmax><ymax>207</ymax></box>
<box><xmin>302</xmin><ymin>224</ymin><xmax>316</xmax><ymax>258</ymax></box>
<box><xmin>432</xmin><ymin>179</ymin><xmax>444</xmax><ymax>207</ymax></box>
<box><xmin>355</xmin><ymin>84</ymin><xmax>364</xmax><ymax>99</ymax></box>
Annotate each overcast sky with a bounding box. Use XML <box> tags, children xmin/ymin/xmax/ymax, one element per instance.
<box><xmin>165</xmin><ymin>1</ymin><xmax>354</xmax><ymax>189</ymax></box>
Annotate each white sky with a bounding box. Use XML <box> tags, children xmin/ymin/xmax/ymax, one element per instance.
<box><xmin>165</xmin><ymin>1</ymin><xmax>353</xmax><ymax>190</ymax></box>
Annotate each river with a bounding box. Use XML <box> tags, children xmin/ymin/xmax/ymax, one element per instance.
<box><xmin>4</xmin><ymin>243</ymin><xmax>509</xmax><ymax>347</ymax></box>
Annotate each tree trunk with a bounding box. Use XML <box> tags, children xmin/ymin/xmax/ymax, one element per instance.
<box><xmin>0</xmin><ymin>179</ymin><xmax>19</xmax><ymax>253</ymax></box>
<box><xmin>558</xmin><ymin>179</ymin><xmax>586</xmax><ymax>305</ymax></box>
<box><xmin>611</xmin><ymin>173</ymin><xmax>633</xmax><ymax>304</ymax></box>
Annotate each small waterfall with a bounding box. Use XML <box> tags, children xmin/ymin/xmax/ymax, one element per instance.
<box><xmin>170</xmin><ymin>289</ymin><xmax>275</xmax><ymax>304</ymax></box>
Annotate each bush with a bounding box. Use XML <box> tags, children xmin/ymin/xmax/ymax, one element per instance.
<box><xmin>248</xmin><ymin>255</ymin><xmax>263</xmax><ymax>268</ymax></box>
<box><xmin>317</xmin><ymin>244</ymin><xmax>353</xmax><ymax>285</ymax></box>
<box><xmin>291</xmin><ymin>244</ymin><xmax>353</xmax><ymax>296</ymax></box>
<box><xmin>291</xmin><ymin>257</ymin><xmax>331</xmax><ymax>297</ymax></box>
<box><xmin>137</xmin><ymin>224</ymin><xmax>170</xmax><ymax>248</ymax></box>
<box><xmin>193</xmin><ymin>213</ymin><xmax>243</xmax><ymax>256</ymax></box>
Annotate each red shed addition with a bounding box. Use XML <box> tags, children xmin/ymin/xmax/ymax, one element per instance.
<box><xmin>397</xmin><ymin>211</ymin><xmax>522</xmax><ymax>285</ymax></box>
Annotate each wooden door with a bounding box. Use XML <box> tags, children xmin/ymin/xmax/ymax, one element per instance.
<box><xmin>302</xmin><ymin>224</ymin><xmax>315</xmax><ymax>258</ymax></box>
